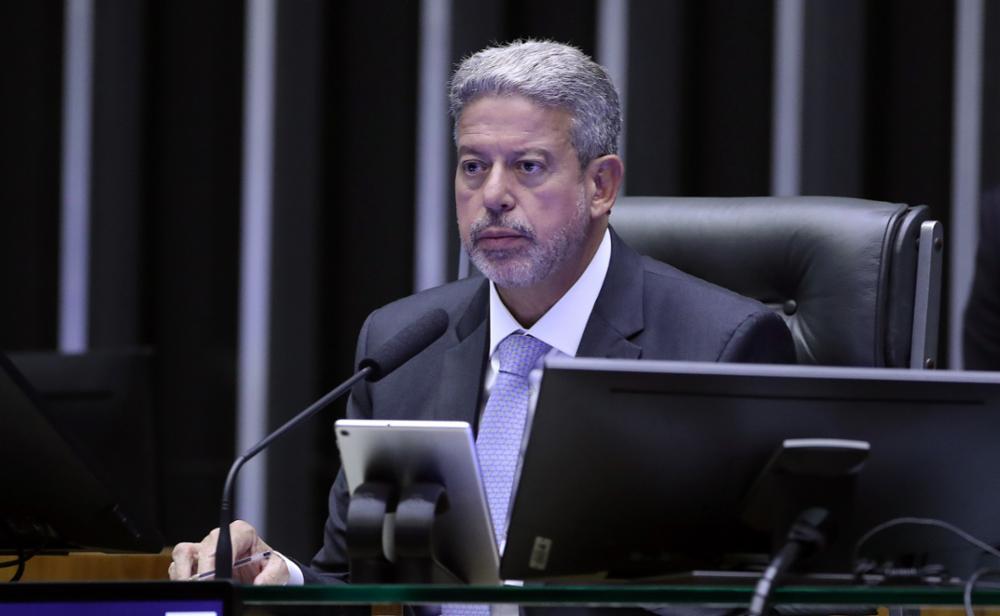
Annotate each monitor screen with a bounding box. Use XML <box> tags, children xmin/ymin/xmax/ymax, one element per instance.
<box><xmin>0</xmin><ymin>582</ymin><xmax>233</xmax><ymax>616</ymax></box>
<box><xmin>502</xmin><ymin>359</ymin><xmax>1000</xmax><ymax>582</ymax></box>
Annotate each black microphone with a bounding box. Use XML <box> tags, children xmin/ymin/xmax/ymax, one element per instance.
<box><xmin>214</xmin><ymin>308</ymin><xmax>448</xmax><ymax>579</ymax></box>
<box><xmin>358</xmin><ymin>308</ymin><xmax>449</xmax><ymax>381</ymax></box>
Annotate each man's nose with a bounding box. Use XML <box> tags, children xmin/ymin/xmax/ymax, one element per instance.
<box><xmin>482</xmin><ymin>166</ymin><xmax>514</xmax><ymax>213</ymax></box>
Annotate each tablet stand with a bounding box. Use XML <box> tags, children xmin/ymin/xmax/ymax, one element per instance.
<box><xmin>346</xmin><ymin>482</ymin><xmax>396</xmax><ymax>583</ymax></box>
<box><xmin>346</xmin><ymin>481</ymin><xmax>462</xmax><ymax>583</ymax></box>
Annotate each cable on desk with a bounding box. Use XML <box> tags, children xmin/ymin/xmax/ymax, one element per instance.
<box><xmin>964</xmin><ymin>567</ymin><xmax>1000</xmax><ymax>616</ymax></box>
<box><xmin>852</xmin><ymin>517</ymin><xmax>1000</xmax><ymax>575</ymax></box>
<box><xmin>1</xmin><ymin>518</ymin><xmax>43</xmax><ymax>582</ymax></box>
<box><xmin>0</xmin><ymin>546</ymin><xmax>30</xmax><ymax>582</ymax></box>
<box><xmin>749</xmin><ymin>508</ymin><xmax>831</xmax><ymax>616</ymax></box>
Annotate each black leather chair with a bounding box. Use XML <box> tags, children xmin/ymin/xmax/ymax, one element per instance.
<box><xmin>609</xmin><ymin>196</ymin><xmax>943</xmax><ymax>368</ymax></box>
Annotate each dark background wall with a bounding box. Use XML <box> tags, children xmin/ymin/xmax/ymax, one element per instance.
<box><xmin>0</xmin><ymin>0</ymin><xmax>992</xmax><ymax>562</ymax></box>
<box><xmin>0</xmin><ymin>1</ymin><xmax>63</xmax><ymax>351</ymax></box>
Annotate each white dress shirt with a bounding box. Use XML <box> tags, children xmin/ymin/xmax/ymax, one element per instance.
<box><xmin>284</xmin><ymin>229</ymin><xmax>612</xmax><ymax>586</ymax></box>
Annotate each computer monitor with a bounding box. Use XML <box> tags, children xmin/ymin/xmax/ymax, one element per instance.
<box><xmin>7</xmin><ymin>350</ymin><xmax>162</xmax><ymax>535</ymax></box>
<box><xmin>501</xmin><ymin>358</ymin><xmax>1000</xmax><ymax>582</ymax></box>
<box><xmin>0</xmin><ymin>351</ymin><xmax>163</xmax><ymax>555</ymax></box>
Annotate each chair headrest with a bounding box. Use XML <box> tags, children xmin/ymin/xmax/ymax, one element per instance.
<box><xmin>610</xmin><ymin>196</ymin><xmax>929</xmax><ymax>367</ymax></box>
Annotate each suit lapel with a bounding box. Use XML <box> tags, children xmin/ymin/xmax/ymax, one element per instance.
<box><xmin>431</xmin><ymin>230</ymin><xmax>644</xmax><ymax>423</ymax></box>
<box><xmin>577</xmin><ymin>229</ymin><xmax>645</xmax><ymax>359</ymax></box>
<box><xmin>433</xmin><ymin>280</ymin><xmax>490</xmax><ymax>426</ymax></box>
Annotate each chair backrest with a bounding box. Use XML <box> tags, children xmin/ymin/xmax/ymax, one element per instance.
<box><xmin>609</xmin><ymin>196</ymin><xmax>943</xmax><ymax>368</ymax></box>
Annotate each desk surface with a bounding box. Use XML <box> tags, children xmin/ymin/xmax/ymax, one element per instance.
<box><xmin>240</xmin><ymin>582</ymin><xmax>1000</xmax><ymax>607</ymax></box>
<box><xmin>3</xmin><ymin>580</ymin><xmax>1000</xmax><ymax>616</ymax></box>
<box><xmin>2</xmin><ymin>551</ymin><xmax>172</xmax><ymax>582</ymax></box>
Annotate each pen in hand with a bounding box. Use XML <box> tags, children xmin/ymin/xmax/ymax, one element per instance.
<box><xmin>188</xmin><ymin>550</ymin><xmax>273</xmax><ymax>580</ymax></box>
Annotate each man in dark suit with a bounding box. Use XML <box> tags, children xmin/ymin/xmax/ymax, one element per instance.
<box><xmin>964</xmin><ymin>186</ymin><xmax>1000</xmax><ymax>370</ymax></box>
<box><xmin>169</xmin><ymin>40</ymin><xmax>795</xmax><ymax>586</ymax></box>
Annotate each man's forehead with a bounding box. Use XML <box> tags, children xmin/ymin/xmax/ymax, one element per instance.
<box><xmin>456</xmin><ymin>95</ymin><xmax>573</xmax><ymax>148</ymax></box>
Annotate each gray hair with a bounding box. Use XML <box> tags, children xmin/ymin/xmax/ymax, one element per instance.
<box><xmin>449</xmin><ymin>40</ymin><xmax>622</xmax><ymax>167</ymax></box>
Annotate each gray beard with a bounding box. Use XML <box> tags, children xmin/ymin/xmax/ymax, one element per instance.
<box><xmin>463</xmin><ymin>194</ymin><xmax>589</xmax><ymax>289</ymax></box>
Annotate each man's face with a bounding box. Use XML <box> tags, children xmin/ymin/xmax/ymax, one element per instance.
<box><xmin>455</xmin><ymin>95</ymin><xmax>593</xmax><ymax>289</ymax></box>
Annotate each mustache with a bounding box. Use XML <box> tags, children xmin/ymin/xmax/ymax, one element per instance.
<box><xmin>469</xmin><ymin>213</ymin><xmax>536</xmax><ymax>243</ymax></box>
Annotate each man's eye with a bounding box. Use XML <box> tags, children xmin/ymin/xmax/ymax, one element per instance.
<box><xmin>518</xmin><ymin>161</ymin><xmax>544</xmax><ymax>174</ymax></box>
<box><xmin>462</xmin><ymin>161</ymin><xmax>485</xmax><ymax>175</ymax></box>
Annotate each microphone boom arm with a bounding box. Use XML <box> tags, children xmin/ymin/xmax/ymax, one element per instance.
<box><xmin>215</xmin><ymin>366</ymin><xmax>372</xmax><ymax>580</ymax></box>
<box><xmin>213</xmin><ymin>307</ymin><xmax>448</xmax><ymax>580</ymax></box>
<box><xmin>215</xmin><ymin>308</ymin><xmax>448</xmax><ymax>580</ymax></box>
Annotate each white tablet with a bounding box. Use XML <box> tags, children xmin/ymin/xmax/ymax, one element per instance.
<box><xmin>334</xmin><ymin>419</ymin><xmax>500</xmax><ymax>585</ymax></box>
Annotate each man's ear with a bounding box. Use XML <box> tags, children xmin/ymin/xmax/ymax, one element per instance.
<box><xmin>586</xmin><ymin>155</ymin><xmax>624</xmax><ymax>218</ymax></box>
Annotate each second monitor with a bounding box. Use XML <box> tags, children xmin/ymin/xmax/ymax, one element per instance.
<box><xmin>502</xmin><ymin>359</ymin><xmax>1000</xmax><ymax>582</ymax></box>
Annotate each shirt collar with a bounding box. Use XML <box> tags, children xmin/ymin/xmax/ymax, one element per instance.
<box><xmin>488</xmin><ymin>228</ymin><xmax>612</xmax><ymax>358</ymax></box>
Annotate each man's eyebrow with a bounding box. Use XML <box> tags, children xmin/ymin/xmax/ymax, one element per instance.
<box><xmin>512</xmin><ymin>148</ymin><xmax>552</xmax><ymax>159</ymax></box>
<box><xmin>456</xmin><ymin>145</ymin><xmax>554</xmax><ymax>159</ymax></box>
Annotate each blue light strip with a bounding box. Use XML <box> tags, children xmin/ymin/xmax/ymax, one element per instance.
<box><xmin>949</xmin><ymin>0</ymin><xmax>985</xmax><ymax>369</ymax></box>
<box><xmin>597</xmin><ymin>0</ymin><xmax>629</xmax><ymax>194</ymax></box>
<box><xmin>237</xmin><ymin>0</ymin><xmax>277</xmax><ymax>532</ymax></box>
<box><xmin>414</xmin><ymin>0</ymin><xmax>452</xmax><ymax>290</ymax></box>
<box><xmin>770</xmin><ymin>0</ymin><xmax>805</xmax><ymax>197</ymax></box>
<box><xmin>58</xmin><ymin>0</ymin><xmax>94</xmax><ymax>353</ymax></box>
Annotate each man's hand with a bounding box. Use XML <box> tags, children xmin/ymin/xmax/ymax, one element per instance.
<box><xmin>168</xmin><ymin>520</ymin><xmax>290</xmax><ymax>585</ymax></box>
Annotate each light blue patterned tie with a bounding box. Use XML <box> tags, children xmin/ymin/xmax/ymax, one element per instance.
<box><xmin>443</xmin><ymin>334</ymin><xmax>549</xmax><ymax>616</ymax></box>
<box><xmin>477</xmin><ymin>333</ymin><xmax>551</xmax><ymax>545</ymax></box>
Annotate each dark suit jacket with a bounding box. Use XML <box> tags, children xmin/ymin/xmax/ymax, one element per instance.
<box><xmin>964</xmin><ymin>187</ymin><xmax>1000</xmax><ymax>370</ymax></box>
<box><xmin>303</xmin><ymin>229</ymin><xmax>796</xmax><ymax>583</ymax></box>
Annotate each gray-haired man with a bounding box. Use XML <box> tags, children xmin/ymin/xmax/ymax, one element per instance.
<box><xmin>170</xmin><ymin>39</ymin><xmax>795</xmax><ymax>586</ymax></box>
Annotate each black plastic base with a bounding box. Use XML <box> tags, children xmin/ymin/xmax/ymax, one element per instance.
<box><xmin>346</xmin><ymin>480</ymin><xmax>461</xmax><ymax>584</ymax></box>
